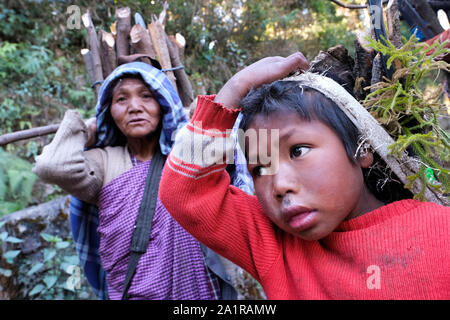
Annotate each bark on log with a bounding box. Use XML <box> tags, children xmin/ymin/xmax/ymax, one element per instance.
<box><xmin>159</xmin><ymin>1</ymin><xmax>168</xmax><ymax>26</ymax></box>
<box><xmin>148</xmin><ymin>17</ymin><xmax>177</xmax><ymax>90</ymax></box>
<box><xmin>99</xmin><ymin>30</ymin><xmax>117</xmax><ymax>77</ymax></box>
<box><xmin>371</xmin><ymin>53</ymin><xmax>384</xmax><ymax>90</ymax></box>
<box><xmin>0</xmin><ymin>124</ymin><xmax>59</xmax><ymax>146</ymax></box>
<box><xmin>81</xmin><ymin>12</ymin><xmax>103</xmax><ymax>96</ymax></box>
<box><xmin>386</xmin><ymin>0</ymin><xmax>403</xmax><ymax>49</ymax></box>
<box><xmin>116</xmin><ymin>7</ymin><xmax>132</xmax><ymax>60</ymax></box>
<box><xmin>309</xmin><ymin>44</ymin><xmax>355</xmax><ymax>96</ymax></box>
<box><xmin>353</xmin><ymin>34</ymin><xmax>376</xmax><ymax>101</ymax></box>
<box><xmin>169</xmin><ymin>34</ymin><xmax>185</xmax><ymax>62</ymax></box>
<box><xmin>130</xmin><ymin>24</ymin><xmax>157</xmax><ymax>65</ymax></box>
<box><xmin>165</xmin><ymin>33</ymin><xmax>194</xmax><ymax>108</ymax></box>
<box><xmin>81</xmin><ymin>48</ymin><xmax>100</xmax><ymax>97</ymax></box>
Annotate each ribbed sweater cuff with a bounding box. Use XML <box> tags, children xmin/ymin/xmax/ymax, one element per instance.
<box><xmin>191</xmin><ymin>95</ymin><xmax>241</xmax><ymax>131</ymax></box>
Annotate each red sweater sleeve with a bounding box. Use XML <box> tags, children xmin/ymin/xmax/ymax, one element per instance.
<box><xmin>159</xmin><ymin>95</ymin><xmax>282</xmax><ymax>281</ymax></box>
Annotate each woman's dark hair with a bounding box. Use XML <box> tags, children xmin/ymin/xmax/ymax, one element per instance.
<box><xmin>239</xmin><ymin>80</ymin><xmax>413</xmax><ymax>203</ymax></box>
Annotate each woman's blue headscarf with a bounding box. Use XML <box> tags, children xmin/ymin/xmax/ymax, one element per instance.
<box><xmin>69</xmin><ymin>62</ymin><xmax>187</xmax><ymax>299</ymax></box>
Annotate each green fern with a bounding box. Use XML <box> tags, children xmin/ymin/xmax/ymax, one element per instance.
<box><xmin>363</xmin><ymin>34</ymin><xmax>450</xmax><ymax>200</ymax></box>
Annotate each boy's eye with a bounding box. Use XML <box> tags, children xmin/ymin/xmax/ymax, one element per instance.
<box><xmin>252</xmin><ymin>166</ymin><xmax>263</xmax><ymax>177</ymax></box>
<box><xmin>290</xmin><ymin>145</ymin><xmax>310</xmax><ymax>159</ymax></box>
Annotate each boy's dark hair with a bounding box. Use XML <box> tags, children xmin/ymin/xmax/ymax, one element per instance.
<box><xmin>239</xmin><ymin>80</ymin><xmax>413</xmax><ymax>204</ymax></box>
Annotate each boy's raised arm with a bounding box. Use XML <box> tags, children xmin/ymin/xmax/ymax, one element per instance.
<box><xmin>159</xmin><ymin>53</ymin><xmax>309</xmax><ymax>280</ymax></box>
<box><xmin>215</xmin><ymin>52</ymin><xmax>309</xmax><ymax>109</ymax></box>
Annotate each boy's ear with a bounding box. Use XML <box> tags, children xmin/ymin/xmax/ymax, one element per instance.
<box><xmin>359</xmin><ymin>151</ymin><xmax>374</xmax><ymax>169</ymax></box>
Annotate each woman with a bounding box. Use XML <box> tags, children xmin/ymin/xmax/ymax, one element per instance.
<box><xmin>33</xmin><ymin>62</ymin><xmax>237</xmax><ymax>300</ymax></box>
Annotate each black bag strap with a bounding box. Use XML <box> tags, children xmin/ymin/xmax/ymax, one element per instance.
<box><xmin>121</xmin><ymin>147</ymin><xmax>166</xmax><ymax>300</ymax></box>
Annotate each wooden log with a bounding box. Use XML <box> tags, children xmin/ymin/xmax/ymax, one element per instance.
<box><xmin>370</xmin><ymin>53</ymin><xmax>384</xmax><ymax>90</ymax></box>
<box><xmin>130</xmin><ymin>24</ymin><xmax>157</xmax><ymax>65</ymax></box>
<box><xmin>386</xmin><ymin>0</ymin><xmax>403</xmax><ymax>49</ymax></box>
<box><xmin>165</xmin><ymin>33</ymin><xmax>193</xmax><ymax>108</ymax></box>
<box><xmin>148</xmin><ymin>17</ymin><xmax>177</xmax><ymax>90</ymax></box>
<box><xmin>0</xmin><ymin>124</ymin><xmax>60</xmax><ymax>146</ymax></box>
<box><xmin>81</xmin><ymin>48</ymin><xmax>100</xmax><ymax>96</ymax></box>
<box><xmin>159</xmin><ymin>1</ymin><xmax>168</xmax><ymax>26</ymax></box>
<box><xmin>81</xmin><ymin>12</ymin><xmax>103</xmax><ymax>96</ymax></box>
<box><xmin>353</xmin><ymin>33</ymin><xmax>375</xmax><ymax>101</ymax></box>
<box><xmin>309</xmin><ymin>45</ymin><xmax>355</xmax><ymax>96</ymax></box>
<box><xmin>169</xmin><ymin>34</ymin><xmax>185</xmax><ymax>62</ymax></box>
<box><xmin>116</xmin><ymin>7</ymin><xmax>131</xmax><ymax>60</ymax></box>
<box><xmin>100</xmin><ymin>30</ymin><xmax>117</xmax><ymax>77</ymax></box>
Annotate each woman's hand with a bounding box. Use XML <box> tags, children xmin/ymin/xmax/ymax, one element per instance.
<box><xmin>214</xmin><ymin>52</ymin><xmax>309</xmax><ymax>109</ymax></box>
<box><xmin>85</xmin><ymin>117</ymin><xmax>97</xmax><ymax>147</ymax></box>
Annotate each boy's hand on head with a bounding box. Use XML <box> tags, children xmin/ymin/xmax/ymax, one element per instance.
<box><xmin>215</xmin><ymin>52</ymin><xmax>309</xmax><ymax>109</ymax></box>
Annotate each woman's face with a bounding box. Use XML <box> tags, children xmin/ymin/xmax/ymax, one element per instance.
<box><xmin>110</xmin><ymin>78</ymin><xmax>162</xmax><ymax>139</ymax></box>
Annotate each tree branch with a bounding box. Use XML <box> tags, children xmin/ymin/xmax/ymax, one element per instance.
<box><xmin>0</xmin><ymin>124</ymin><xmax>60</xmax><ymax>146</ymax></box>
<box><xmin>329</xmin><ymin>0</ymin><xmax>389</xmax><ymax>9</ymax></box>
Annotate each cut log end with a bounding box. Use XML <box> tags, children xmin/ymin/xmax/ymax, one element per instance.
<box><xmin>116</xmin><ymin>7</ymin><xmax>131</xmax><ymax>18</ymax></box>
<box><xmin>81</xmin><ymin>12</ymin><xmax>91</xmax><ymax>28</ymax></box>
<box><xmin>130</xmin><ymin>24</ymin><xmax>145</xmax><ymax>43</ymax></box>
<box><xmin>101</xmin><ymin>30</ymin><xmax>115</xmax><ymax>47</ymax></box>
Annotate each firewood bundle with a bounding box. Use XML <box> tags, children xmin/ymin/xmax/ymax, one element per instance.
<box><xmin>80</xmin><ymin>6</ymin><xmax>193</xmax><ymax>110</ymax></box>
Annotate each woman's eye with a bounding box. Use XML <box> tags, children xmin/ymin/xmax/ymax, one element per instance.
<box><xmin>290</xmin><ymin>146</ymin><xmax>310</xmax><ymax>159</ymax></box>
<box><xmin>116</xmin><ymin>96</ymin><xmax>126</xmax><ymax>102</ymax></box>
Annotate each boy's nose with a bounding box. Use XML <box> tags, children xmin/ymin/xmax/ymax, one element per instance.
<box><xmin>272</xmin><ymin>163</ymin><xmax>299</xmax><ymax>199</ymax></box>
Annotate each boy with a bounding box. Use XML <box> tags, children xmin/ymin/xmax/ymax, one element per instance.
<box><xmin>159</xmin><ymin>53</ymin><xmax>450</xmax><ymax>299</ymax></box>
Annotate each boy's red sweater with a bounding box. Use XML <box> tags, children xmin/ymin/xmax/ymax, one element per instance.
<box><xmin>160</xmin><ymin>95</ymin><xmax>450</xmax><ymax>299</ymax></box>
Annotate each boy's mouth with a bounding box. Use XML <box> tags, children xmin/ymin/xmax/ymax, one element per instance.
<box><xmin>281</xmin><ymin>205</ymin><xmax>317</xmax><ymax>231</ymax></box>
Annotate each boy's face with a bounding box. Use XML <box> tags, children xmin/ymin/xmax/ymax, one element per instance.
<box><xmin>246</xmin><ymin>110</ymin><xmax>382</xmax><ymax>241</ymax></box>
<box><xmin>110</xmin><ymin>78</ymin><xmax>161</xmax><ymax>139</ymax></box>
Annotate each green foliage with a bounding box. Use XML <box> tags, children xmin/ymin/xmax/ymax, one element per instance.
<box><xmin>0</xmin><ymin>220</ymin><xmax>23</xmax><ymax>277</ymax></box>
<box><xmin>364</xmin><ymin>35</ymin><xmax>450</xmax><ymax>200</ymax></box>
<box><xmin>17</xmin><ymin>232</ymin><xmax>93</xmax><ymax>299</ymax></box>
<box><xmin>0</xmin><ymin>225</ymin><xmax>96</xmax><ymax>299</ymax></box>
<box><xmin>0</xmin><ymin>149</ymin><xmax>37</xmax><ymax>217</ymax></box>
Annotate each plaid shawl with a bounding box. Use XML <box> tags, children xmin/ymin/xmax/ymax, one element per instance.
<box><xmin>70</xmin><ymin>62</ymin><xmax>254</xmax><ymax>299</ymax></box>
